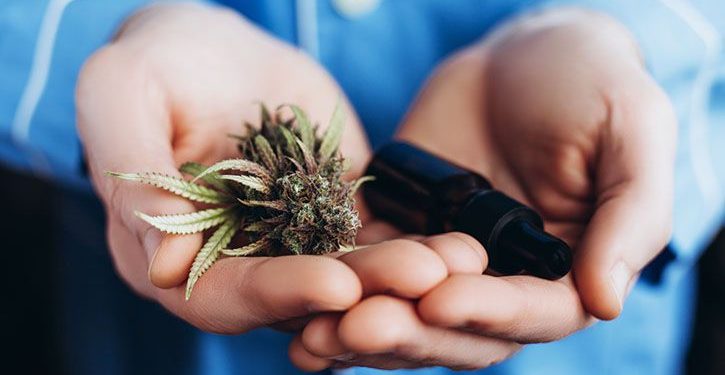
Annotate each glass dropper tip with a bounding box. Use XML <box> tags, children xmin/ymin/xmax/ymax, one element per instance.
<box><xmin>498</xmin><ymin>220</ymin><xmax>573</xmax><ymax>280</ymax></box>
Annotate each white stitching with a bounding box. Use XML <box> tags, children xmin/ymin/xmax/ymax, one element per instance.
<box><xmin>10</xmin><ymin>0</ymin><xmax>75</xmax><ymax>173</ymax></box>
<box><xmin>659</xmin><ymin>0</ymin><xmax>724</xmax><ymax>211</ymax></box>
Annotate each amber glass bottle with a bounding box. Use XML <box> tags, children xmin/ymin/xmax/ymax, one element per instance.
<box><xmin>364</xmin><ymin>142</ymin><xmax>572</xmax><ymax>280</ymax></box>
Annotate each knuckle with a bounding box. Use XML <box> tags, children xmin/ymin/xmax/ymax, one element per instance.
<box><xmin>77</xmin><ymin>45</ymin><xmax>139</xmax><ymax>106</ymax></box>
<box><xmin>301</xmin><ymin>316</ymin><xmax>343</xmax><ymax>357</ymax></box>
<box><xmin>387</xmin><ymin>238</ymin><xmax>447</xmax><ymax>265</ymax></box>
<box><xmin>304</xmin><ymin>259</ymin><xmax>361</xmax><ymax>308</ymax></box>
<box><xmin>419</xmin><ymin>275</ymin><xmax>473</xmax><ymax>323</ymax></box>
<box><xmin>381</xmin><ymin>238</ymin><xmax>447</xmax><ymax>268</ymax></box>
<box><xmin>338</xmin><ymin>296</ymin><xmax>411</xmax><ymax>353</ymax></box>
<box><xmin>77</xmin><ymin>45</ymin><xmax>117</xmax><ymax>90</ymax></box>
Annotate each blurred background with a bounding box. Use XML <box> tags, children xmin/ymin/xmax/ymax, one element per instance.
<box><xmin>1</xmin><ymin>165</ymin><xmax>723</xmax><ymax>374</ymax></box>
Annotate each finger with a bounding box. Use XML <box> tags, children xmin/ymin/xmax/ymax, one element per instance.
<box><xmin>418</xmin><ymin>274</ymin><xmax>592</xmax><ymax>343</ymax></box>
<box><xmin>148</xmin><ymin>234</ymin><xmax>202</xmax><ymax>288</ymax></box>
<box><xmin>355</xmin><ymin>219</ymin><xmax>404</xmax><ymax>245</ymax></box>
<box><xmin>301</xmin><ymin>314</ymin><xmax>347</xmax><ymax>358</ymax></box>
<box><xmin>154</xmin><ymin>255</ymin><xmax>362</xmax><ymax>333</ymax></box>
<box><xmin>289</xmin><ymin>335</ymin><xmax>333</xmax><ymax>372</ymax></box>
<box><xmin>334</xmin><ymin>295</ymin><xmax>520</xmax><ymax>370</ymax></box>
<box><xmin>294</xmin><ymin>332</ymin><xmax>416</xmax><ymax>373</ymax></box>
<box><xmin>576</xmin><ymin>79</ymin><xmax>676</xmax><ymax>320</ymax></box>
<box><xmin>336</xmin><ymin>233</ymin><xmax>485</xmax><ymax>299</ymax></box>
<box><xmin>421</xmin><ymin>232</ymin><xmax>488</xmax><ymax>274</ymax></box>
<box><xmin>336</xmin><ymin>238</ymin><xmax>448</xmax><ymax>299</ymax></box>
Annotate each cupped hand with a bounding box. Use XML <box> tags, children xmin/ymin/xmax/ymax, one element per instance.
<box><xmin>288</xmin><ymin>8</ymin><xmax>677</xmax><ymax>371</ymax></box>
<box><xmin>76</xmin><ymin>3</ymin><xmax>381</xmax><ymax>333</ymax></box>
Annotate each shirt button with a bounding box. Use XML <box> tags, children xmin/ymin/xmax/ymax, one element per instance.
<box><xmin>332</xmin><ymin>0</ymin><xmax>381</xmax><ymax>19</ymax></box>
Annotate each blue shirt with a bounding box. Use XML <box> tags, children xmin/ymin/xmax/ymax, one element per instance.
<box><xmin>1</xmin><ymin>1</ymin><xmax>723</xmax><ymax>374</ymax></box>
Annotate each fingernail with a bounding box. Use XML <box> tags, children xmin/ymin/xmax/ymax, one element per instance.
<box><xmin>143</xmin><ymin>228</ymin><xmax>162</xmax><ymax>257</ymax></box>
<box><xmin>609</xmin><ymin>260</ymin><xmax>631</xmax><ymax>311</ymax></box>
<box><xmin>450</xmin><ymin>232</ymin><xmax>485</xmax><ymax>262</ymax></box>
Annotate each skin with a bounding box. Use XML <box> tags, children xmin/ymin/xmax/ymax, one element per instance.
<box><xmin>76</xmin><ymin>3</ymin><xmax>428</xmax><ymax>334</ymax></box>
<box><xmin>288</xmin><ymin>8</ymin><xmax>676</xmax><ymax>371</ymax></box>
<box><xmin>76</xmin><ymin>3</ymin><xmax>676</xmax><ymax>371</ymax></box>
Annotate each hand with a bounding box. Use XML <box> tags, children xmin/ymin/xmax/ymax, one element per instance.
<box><xmin>288</xmin><ymin>8</ymin><xmax>676</xmax><ymax>370</ymax></box>
<box><xmin>290</xmin><ymin>233</ymin><xmax>522</xmax><ymax>371</ymax></box>
<box><xmin>77</xmin><ymin>3</ymin><xmax>375</xmax><ymax>333</ymax></box>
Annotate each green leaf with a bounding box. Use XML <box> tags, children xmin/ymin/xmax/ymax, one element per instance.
<box><xmin>296</xmin><ymin>138</ymin><xmax>318</xmax><ymax>174</ymax></box>
<box><xmin>260</xmin><ymin>103</ymin><xmax>272</xmax><ymax>124</ymax></box>
<box><xmin>254</xmin><ymin>135</ymin><xmax>278</xmax><ymax>175</ymax></box>
<box><xmin>237</xmin><ymin>198</ymin><xmax>287</xmax><ymax>211</ymax></box>
<box><xmin>278</xmin><ymin>126</ymin><xmax>302</xmax><ymax>162</ymax></box>
<box><xmin>318</xmin><ymin>100</ymin><xmax>345</xmax><ymax>161</ymax></box>
<box><xmin>339</xmin><ymin>244</ymin><xmax>357</xmax><ymax>252</ymax></box>
<box><xmin>219</xmin><ymin>174</ymin><xmax>269</xmax><ymax>194</ymax></box>
<box><xmin>243</xmin><ymin>221</ymin><xmax>269</xmax><ymax>232</ymax></box>
<box><xmin>186</xmin><ymin>216</ymin><xmax>239</xmax><ymax>300</ymax></box>
<box><xmin>285</xmin><ymin>156</ymin><xmax>305</xmax><ymax>172</ymax></box>
<box><xmin>179</xmin><ymin>162</ymin><xmax>229</xmax><ymax>192</ymax></box>
<box><xmin>290</xmin><ymin>105</ymin><xmax>315</xmax><ymax>153</ymax></box>
<box><xmin>262</xmin><ymin>214</ymin><xmax>287</xmax><ymax>224</ymax></box>
<box><xmin>135</xmin><ymin>207</ymin><xmax>233</xmax><ymax>235</ymax></box>
<box><xmin>107</xmin><ymin>172</ymin><xmax>229</xmax><ymax>204</ymax></box>
<box><xmin>221</xmin><ymin>236</ymin><xmax>271</xmax><ymax>256</ymax></box>
<box><xmin>349</xmin><ymin>176</ymin><xmax>375</xmax><ymax>195</ymax></box>
<box><xmin>192</xmin><ymin>159</ymin><xmax>271</xmax><ymax>183</ymax></box>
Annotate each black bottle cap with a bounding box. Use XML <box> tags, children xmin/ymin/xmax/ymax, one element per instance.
<box><xmin>455</xmin><ymin>190</ymin><xmax>572</xmax><ymax>280</ymax></box>
<box><xmin>497</xmin><ymin>220</ymin><xmax>572</xmax><ymax>280</ymax></box>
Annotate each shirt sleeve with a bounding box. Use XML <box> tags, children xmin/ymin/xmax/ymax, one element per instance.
<box><xmin>534</xmin><ymin>0</ymin><xmax>725</xmax><ymax>269</ymax></box>
<box><xmin>0</xmin><ymin>0</ymin><xmax>212</xmax><ymax>190</ymax></box>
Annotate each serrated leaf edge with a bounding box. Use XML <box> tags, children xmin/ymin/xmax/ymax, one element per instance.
<box><xmin>106</xmin><ymin>171</ymin><xmax>229</xmax><ymax>204</ymax></box>
<box><xmin>135</xmin><ymin>207</ymin><xmax>233</xmax><ymax>235</ymax></box>
<box><xmin>185</xmin><ymin>216</ymin><xmax>239</xmax><ymax>300</ymax></box>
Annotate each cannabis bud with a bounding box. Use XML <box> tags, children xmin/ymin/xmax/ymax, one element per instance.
<box><xmin>109</xmin><ymin>103</ymin><xmax>368</xmax><ymax>299</ymax></box>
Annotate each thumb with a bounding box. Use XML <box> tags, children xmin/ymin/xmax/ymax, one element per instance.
<box><xmin>574</xmin><ymin>81</ymin><xmax>676</xmax><ymax>320</ymax></box>
<box><xmin>77</xmin><ymin>45</ymin><xmax>198</xmax><ymax>289</ymax></box>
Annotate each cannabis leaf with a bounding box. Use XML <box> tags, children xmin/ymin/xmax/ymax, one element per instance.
<box><xmin>106</xmin><ymin>172</ymin><xmax>230</xmax><ymax>204</ymax></box>
<box><xmin>110</xmin><ymin>102</ymin><xmax>371</xmax><ymax>299</ymax></box>
<box><xmin>192</xmin><ymin>159</ymin><xmax>272</xmax><ymax>184</ymax></box>
<box><xmin>186</xmin><ymin>216</ymin><xmax>239</xmax><ymax>300</ymax></box>
<box><xmin>219</xmin><ymin>175</ymin><xmax>270</xmax><ymax>193</ymax></box>
<box><xmin>278</xmin><ymin>126</ymin><xmax>303</xmax><ymax>162</ymax></box>
<box><xmin>254</xmin><ymin>135</ymin><xmax>278</xmax><ymax>175</ymax></box>
<box><xmin>135</xmin><ymin>207</ymin><xmax>233</xmax><ymax>235</ymax></box>
<box><xmin>289</xmin><ymin>105</ymin><xmax>316</xmax><ymax>153</ymax></box>
<box><xmin>318</xmin><ymin>101</ymin><xmax>345</xmax><ymax>161</ymax></box>
<box><xmin>179</xmin><ymin>162</ymin><xmax>229</xmax><ymax>192</ymax></box>
<box><xmin>237</xmin><ymin>199</ymin><xmax>287</xmax><ymax>211</ymax></box>
<box><xmin>221</xmin><ymin>235</ymin><xmax>270</xmax><ymax>256</ymax></box>
<box><xmin>350</xmin><ymin>176</ymin><xmax>376</xmax><ymax>195</ymax></box>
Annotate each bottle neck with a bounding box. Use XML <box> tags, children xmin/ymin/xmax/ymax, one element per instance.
<box><xmin>497</xmin><ymin>220</ymin><xmax>572</xmax><ymax>280</ymax></box>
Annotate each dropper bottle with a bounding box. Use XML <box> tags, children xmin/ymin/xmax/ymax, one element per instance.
<box><xmin>364</xmin><ymin>141</ymin><xmax>572</xmax><ymax>280</ymax></box>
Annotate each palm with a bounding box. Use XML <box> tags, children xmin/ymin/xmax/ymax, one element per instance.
<box><xmin>397</xmin><ymin>49</ymin><xmax>599</xmax><ymax>249</ymax></box>
<box><xmin>397</xmin><ymin>19</ymin><xmax>675</xmax><ymax>323</ymax></box>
